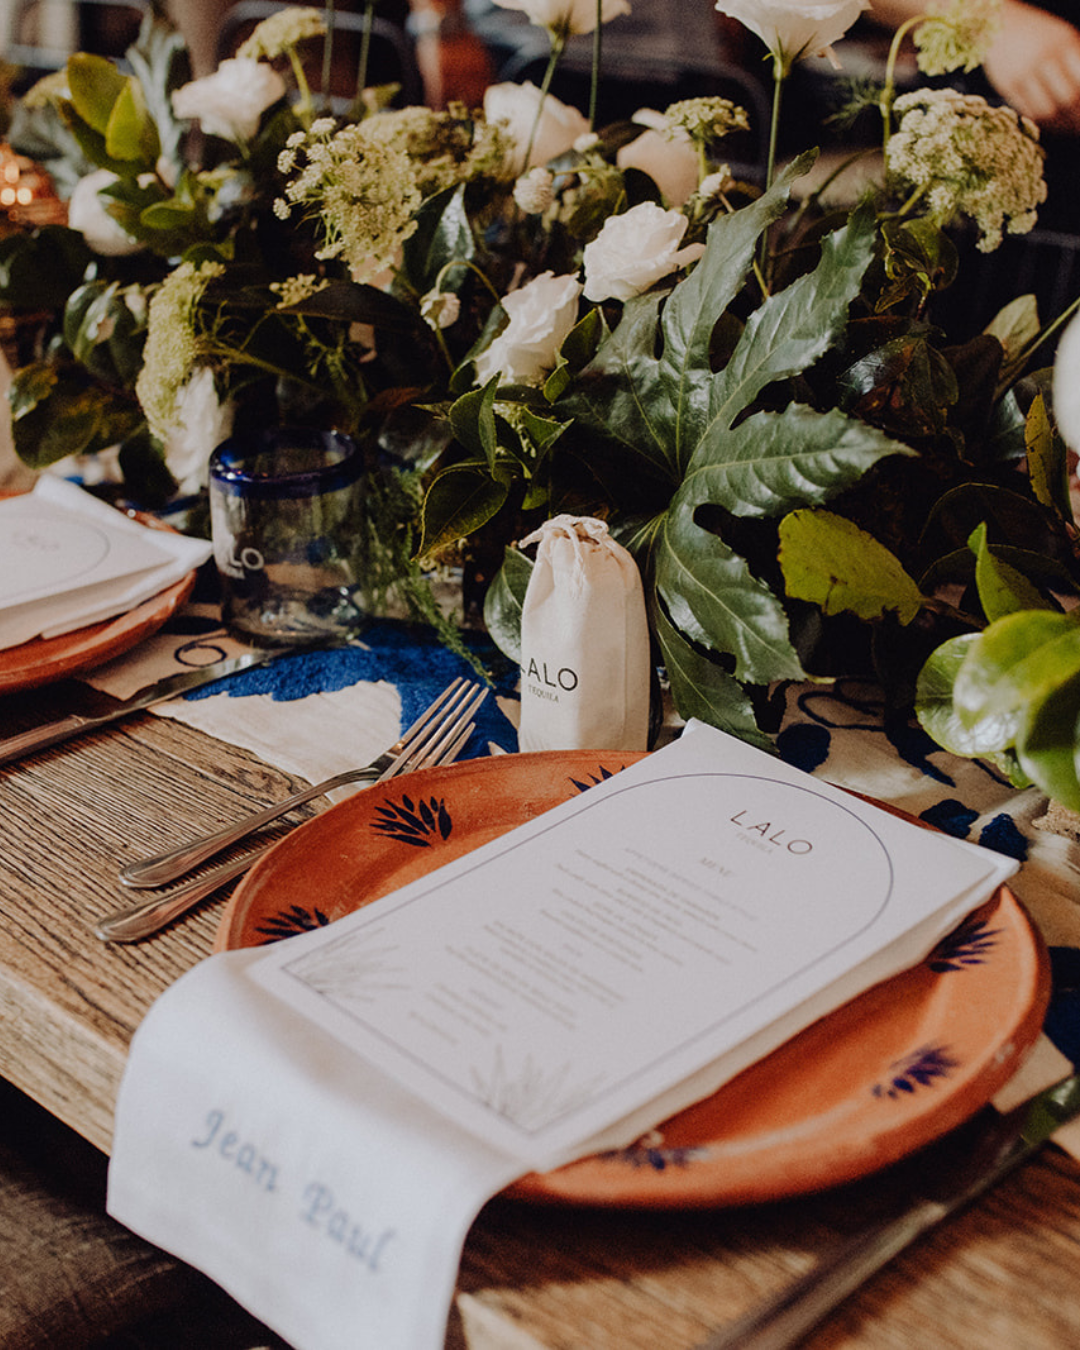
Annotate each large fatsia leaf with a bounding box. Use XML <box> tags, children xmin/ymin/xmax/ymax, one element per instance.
<box><xmin>656</xmin><ymin>488</ymin><xmax>805</xmax><ymax>685</ymax></box>
<box><xmin>706</xmin><ymin>204</ymin><xmax>877</xmax><ymax>443</ymax></box>
<box><xmin>652</xmin><ymin>601</ymin><xmax>774</xmax><ymax>750</ymax></box>
<box><xmin>658</xmin><ymin>151</ymin><xmax>816</xmax><ymax>472</ymax></box>
<box><xmin>687</xmin><ymin>402</ymin><xmax>914</xmax><ymax>517</ymax></box>
<box><xmin>559</xmin><ymin>293</ymin><xmax>677</xmax><ymax>481</ymax></box>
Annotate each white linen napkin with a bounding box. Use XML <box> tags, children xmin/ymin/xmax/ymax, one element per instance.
<box><xmin>108</xmin><ymin>722</ymin><xmax>1019</xmax><ymax>1349</ymax></box>
<box><xmin>0</xmin><ymin>476</ymin><xmax>211</xmax><ymax>649</ymax></box>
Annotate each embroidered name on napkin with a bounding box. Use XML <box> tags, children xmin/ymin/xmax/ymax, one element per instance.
<box><xmin>108</xmin><ymin>721</ymin><xmax>1018</xmax><ymax>1350</ymax></box>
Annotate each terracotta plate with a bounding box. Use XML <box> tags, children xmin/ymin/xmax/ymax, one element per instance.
<box><xmin>216</xmin><ymin>751</ymin><xmax>1049</xmax><ymax>1208</ymax></box>
<box><xmin>0</xmin><ymin>511</ymin><xmax>197</xmax><ymax>694</ymax></box>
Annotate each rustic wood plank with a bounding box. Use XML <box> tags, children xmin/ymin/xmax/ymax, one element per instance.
<box><xmin>5</xmin><ymin>701</ymin><xmax>1080</xmax><ymax>1348</ymax></box>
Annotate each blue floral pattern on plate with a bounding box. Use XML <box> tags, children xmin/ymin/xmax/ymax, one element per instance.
<box><xmin>872</xmin><ymin>1045</ymin><xmax>958</xmax><ymax>1100</ymax></box>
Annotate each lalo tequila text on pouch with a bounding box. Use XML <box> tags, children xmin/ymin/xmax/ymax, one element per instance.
<box><xmin>517</xmin><ymin>516</ymin><xmax>650</xmax><ymax>752</ymax></box>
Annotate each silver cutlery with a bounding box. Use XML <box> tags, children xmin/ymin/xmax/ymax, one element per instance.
<box><xmin>119</xmin><ymin>676</ymin><xmax>487</xmax><ymax>889</ymax></box>
<box><xmin>695</xmin><ymin>1072</ymin><xmax>1080</xmax><ymax>1350</ymax></box>
<box><xmin>96</xmin><ymin>702</ymin><xmax>481</xmax><ymax>943</ymax></box>
<box><xmin>0</xmin><ymin>649</ymin><xmax>284</xmax><ymax>765</ymax></box>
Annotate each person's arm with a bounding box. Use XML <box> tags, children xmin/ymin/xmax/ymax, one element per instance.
<box><xmin>868</xmin><ymin>0</ymin><xmax>1080</xmax><ymax>132</ymax></box>
<box><xmin>406</xmin><ymin>0</ymin><xmax>495</xmax><ymax>107</ymax></box>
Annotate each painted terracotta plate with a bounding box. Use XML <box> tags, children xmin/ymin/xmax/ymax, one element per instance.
<box><xmin>0</xmin><ymin>511</ymin><xmax>197</xmax><ymax>694</ymax></box>
<box><xmin>216</xmin><ymin>751</ymin><xmax>1049</xmax><ymax>1208</ymax></box>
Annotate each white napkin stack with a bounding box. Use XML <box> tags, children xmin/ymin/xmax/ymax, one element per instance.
<box><xmin>0</xmin><ymin>476</ymin><xmax>211</xmax><ymax>650</ymax></box>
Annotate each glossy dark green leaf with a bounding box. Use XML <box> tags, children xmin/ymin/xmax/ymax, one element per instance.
<box><xmin>652</xmin><ymin>601</ymin><xmax>774</xmax><ymax>751</ymax></box>
<box><xmin>687</xmin><ymin>402</ymin><xmax>913</xmax><ymax>518</ymax></box>
<box><xmin>482</xmin><ymin>547</ymin><xmax>533</xmax><ymax>663</ymax></box>
<box><xmin>778</xmin><ymin>509</ymin><xmax>923</xmax><ymax>624</ymax></box>
<box><xmin>449</xmin><ymin>377</ymin><xmax>499</xmax><ymax>464</ymax></box>
<box><xmin>10</xmin><ymin>369</ymin><xmax>137</xmax><ymax>467</ymax></box>
<box><xmin>399</xmin><ymin>184</ymin><xmax>474</xmax><ymax>295</ymax></box>
<box><xmin>656</xmin><ymin>492</ymin><xmax>804</xmax><ymax>685</ymax></box>
<box><xmin>560</xmin><ymin>292</ymin><xmax>676</xmax><ymax>481</ymax></box>
<box><xmin>659</xmin><ymin>153</ymin><xmax>814</xmax><ymax>470</ymax></box>
<box><xmin>706</xmin><ymin>202</ymin><xmax>876</xmax><ymax>451</ymax></box>
<box><xmin>416</xmin><ymin>463</ymin><xmax>509</xmax><ymax>557</ymax></box>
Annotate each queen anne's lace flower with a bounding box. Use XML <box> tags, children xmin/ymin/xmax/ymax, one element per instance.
<box><xmin>913</xmin><ymin>0</ymin><xmax>1000</xmax><ymax>77</ymax></box>
<box><xmin>237</xmin><ymin>5</ymin><xmax>326</xmax><ymax>59</ymax></box>
<box><xmin>270</xmin><ymin>273</ymin><xmax>329</xmax><ymax>307</ymax></box>
<box><xmin>136</xmin><ymin>261</ymin><xmax>224</xmax><ymax>444</ymax></box>
<box><xmin>886</xmin><ymin>89</ymin><xmax>1046</xmax><ymax>251</ymax></box>
<box><xmin>275</xmin><ymin>121</ymin><xmax>422</xmax><ymax>283</ymax></box>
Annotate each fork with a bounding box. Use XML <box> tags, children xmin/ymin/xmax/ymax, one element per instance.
<box><xmin>119</xmin><ymin>677</ymin><xmax>487</xmax><ymax>889</ymax></box>
<box><xmin>95</xmin><ymin>714</ymin><xmax>478</xmax><ymax>943</ymax></box>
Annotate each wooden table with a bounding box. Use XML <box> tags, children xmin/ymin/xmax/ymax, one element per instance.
<box><xmin>4</xmin><ymin>689</ymin><xmax>1080</xmax><ymax>1349</ymax></box>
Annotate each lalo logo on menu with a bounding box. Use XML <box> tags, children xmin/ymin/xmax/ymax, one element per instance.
<box><xmin>524</xmin><ymin>655</ymin><xmax>579</xmax><ymax>703</ymax></box>
<box><xmin>729</xmin><ymin>808</ymin><xmax>813</xmax><ymax>855</ymax></box>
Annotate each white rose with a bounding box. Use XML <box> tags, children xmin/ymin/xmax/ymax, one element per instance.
<box><xmin>1054</xmin><ymin>311</ymin><xmax>1080</xmax><ymax>452</ymax></box>
<box><xmin>484</xmin><ymin>81</ymin><xmax>590</xmax><ymax>173</ymax></box>
<box><xmin>617</xmin><ymin>111</ymin><xmax>699</xmax><ymax>207</ymax></box>
<box><xmin>491</xmin><ymin>0</ymin><xmax>630</xmax><ymax>36</ymax></box>
<box><xmin>163</xmin><ymin>367</ymin><xmax>235</xmax><ymax>494</ymax></box>
<box><xmin>475</xmin><ymin>271</ymin><xmax>583</xmax><ymax>386</ymax></box>
<box><xmin>171</xmin><ymin>58</ymin><xmax>286</xmax><ymax>143</ymax></box>
<box><xmin>582</xmin><ymin>202</ymin><xmax>705</xmax><ymax>302</ymax></box>
<box><xmin>67</xmin><ymin>169</ymin><xmax>141</xmax><ymax>256</ymax></box>
<box><xmin>714</xmin><ymin>0</ymin><xmax>869</xmax><ymax>70</ymax></box>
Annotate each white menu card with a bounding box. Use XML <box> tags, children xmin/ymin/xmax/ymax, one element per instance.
<box><xmin>109</xmin><ymin>721</ymin><xmax>1018</xmax><ymax>1350</ymax></box>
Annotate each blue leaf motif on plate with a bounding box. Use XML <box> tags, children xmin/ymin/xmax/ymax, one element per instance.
<box><xmin>255</xmin><ymin>904</ymin><xmax>332</xmax><ymax>944</ymax></box>
<box><xmin>569</xmin><ymin>765</ymin><xmax>627</xmax><ymax>793</ymax></box>
<box><xmin>927</xmin><ymin>913</ymin><xmax>1001</xmax><ymax>973</ymax></box>
<box><xmin>872</xmin><ymin>1045</ymin><xmax>958</xmax><ymax>1100</ymax></box>
<box><xmin>371</xmin><ymin>793</ymin><xmax>453</xmax><ymax>847</ymax></box>
<box><xmin>598</xmin><ymin>1143</ymin><xmax>710</xmax><ymax>1171</ymax></box>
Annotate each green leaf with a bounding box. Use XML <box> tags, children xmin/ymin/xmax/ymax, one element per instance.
<box><xmin>483</xmin><ymin>547</ymin><xmax>533</xmax><ymax>663</ymax></box>
<box><xmin>985</xmin><ymin>293</ymin><xmax>1040</xmax><ymax>390</ymax></box>
<box><xmin>954</xmin><ymin>610</ymin><xmax>1080</xmax><ymax>727</ymax></box>
<box><xmin>416</xmin><ymin>463</ymin><xmax>509</xmax><ymax>557</ymax></box>
<box><xmin>916</xmin><ymin>632</ymin><xmax>1016</xmax><ymax>756</ymax></box>
<box><xmin>67</xmin><ymin>53</ymin><xmax>127</xmax><ymax>134</ymax></box>
<box><xmin>658</xmin><ymin>152</ymin><xmax>815</xmax><ymax>470</ymax></box>
<box><xmin>969</xmin><ymin>522</ymin><xmax>1050</xmax><ymax>621</ymax></box>
<box><xmin>687</xmin><ymin>402</ymin><xmax>914</xmax><ymax>517</ymax></box>
<box><xmin>0</xmin><ymin>226</ymin><xmax>93</xmax><ymax>314</ymax></box>
<box><xmin>778</xmin><ymin>510</ymin><xmax>924</xmax><ymax>624</ymax></box>
<box><xmin>656</xmin><ymin>494</ymin><xmax>805</xmax><ymax>685</ymax></box>
<box><xmin>1026</xmin><ymin>391</ymin><xmax>1072</xmax><ymax>522</ymax></box>
<box><xmin>124</xmin><ymin>14</ymin><xmax>190</xmax><ymax>173</ymax></box>
<box><xmin>652</xmin><ymin>601</ymin><xmax>774</xmax><ymax>751</ymax></box>
<box><xmin>705</xmin><ymin>203</ymin><xmax>876</xmax><ymax>450</ymax></box>
<box><xmin>449</xmin><ymin>377</ymin><xmax>499</xmax><ymax>464</ymax></box>
<box><xmin>561</xmin><ymin>293</ymin><xmax>677</xmax><ymax>481</ymax></box>
<box><xmin>104</xmin><ymin>77</ymin><xmax>158</xmax><ymax>162</ymax></box>
<box><xmin>10</xmin><ymin>367</ymin><xmax>138</xmax><ymax>467</ymax></box>
<box><xmin>1015</xmin><ymin>676</ymin><xmax>1080</xmax><ymax>812</ymax></box>
<box><xmin>399</xmin><ymin>184</ymin><xmax>475</xmax><ymax>294</ymax></box>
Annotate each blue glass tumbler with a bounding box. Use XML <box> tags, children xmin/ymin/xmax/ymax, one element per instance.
<box><xmin>209</xmin><ymin>427</ymin><xmax>366</xmax><ymax>644</ymax></box>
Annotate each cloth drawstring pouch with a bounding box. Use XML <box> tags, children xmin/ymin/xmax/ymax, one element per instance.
<box><xmin>517</xmin><ymin>515</ymin><xmax>651</xmax><ymax>752</ymax></box>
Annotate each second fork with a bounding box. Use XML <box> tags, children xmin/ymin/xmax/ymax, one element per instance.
<box><xmin>119</xmin><ymin>678</ymin><xmax>487</xmax><ymax>889</ymax></box>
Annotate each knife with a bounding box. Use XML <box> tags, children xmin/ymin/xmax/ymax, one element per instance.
<box><xmin>0</xmin><ymin>649</ymin><xmax>280</xmax><ymax>765</ymax></box>
<box><xmin>696</xmin><ymin>1071</ymin><xmax>1080</xmax><ymax>1350</ymax></box>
